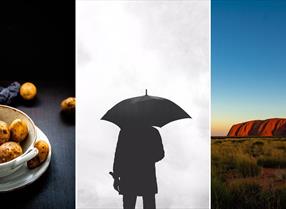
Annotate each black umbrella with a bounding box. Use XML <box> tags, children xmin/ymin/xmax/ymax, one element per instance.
<box><xmin>101</xmin><ymin>90</ymin><xmax>191</xmax><ymax>128</ymax></box>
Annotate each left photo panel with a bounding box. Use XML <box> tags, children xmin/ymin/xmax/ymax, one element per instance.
<box><xmin>1</xmin><ymin>2</ymin><xmax>75</xmax><ymax>209</ymax></box>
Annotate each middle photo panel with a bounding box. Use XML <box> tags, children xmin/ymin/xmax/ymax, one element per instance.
<box><xmin>77</xmin><ymin>1</ymin><xmax>210</xmax><ymax>209</ymax></box>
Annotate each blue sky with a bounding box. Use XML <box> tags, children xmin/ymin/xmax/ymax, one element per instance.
<box><xmin>212</xmin><ymin>0</ymin><xmax>286</xmax><ymax>135</ymax></box>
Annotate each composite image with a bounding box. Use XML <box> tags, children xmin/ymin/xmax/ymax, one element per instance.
<box><xmin>2</xmin><ymin>0</ymin><xmax>286</xmax><ymax>209</ymax></box>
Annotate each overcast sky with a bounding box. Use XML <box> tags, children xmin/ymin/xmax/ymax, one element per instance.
<box><xmin>77</xmin><ymin>1</ymin><xmax>209</xmax><ymax>208</ymax></box>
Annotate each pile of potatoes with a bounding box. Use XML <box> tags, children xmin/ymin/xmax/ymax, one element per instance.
<box><xmin>0</xmin><ymin>119</ymin><xmax>28</xmax><ymax>163</ymax></box>
<box><xmin>0</xmin><ymin>119</ymin><xmax>49</xmax><ymax>169</ymax></box>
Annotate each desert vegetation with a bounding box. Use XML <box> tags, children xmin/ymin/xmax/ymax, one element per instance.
<box><xmin>212</xmin><ymin>138</ymin><xmax>286</xmax><ymax>209</ymax></box>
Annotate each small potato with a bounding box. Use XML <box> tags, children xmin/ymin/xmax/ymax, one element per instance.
<box><xmin>0</xmin><ymin>142</ymin><xmax>23</xmax><ymax>163</ymax></box>
<box><xmin>34</xmin><ymin>140</ymin><xmax>49</xmax><ymax>163</ymax></box>
<box><xmin>20</xmin><ymin>82</ymin><xmax>37</xmax><ymax>100</ymax></box>
<box><xmin>27</xmin><ymin>156</ymin><xmax>41</xmax><ymax>169</ymax></box>
<box><xmin>27</xmin><ymin>140</ymin><xmax>49</xmax><ymax>169</ymax></box>
<box><xmin>0</xmin><ymin>121</ymin><xmax>10</xmax><ymax>145</ymax></box>
<box><xmin>9</xmin><ymin>119</ymin><xmax>28</xmax><ymax>142</ymax></box>
<box><xmin>61</xmin><ymin>97</ymin><xmax>76</xmax><ymax>113</ymax></box>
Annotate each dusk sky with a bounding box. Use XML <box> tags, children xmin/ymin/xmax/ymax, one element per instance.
<box><xmin>212</xmin><ymin>0</ymin><xmax>286</xmax><ymax>136</ymax></box>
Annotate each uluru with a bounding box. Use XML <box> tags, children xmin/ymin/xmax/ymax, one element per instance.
<box><xmin>227</xmin><ymin>118</ymin><xmax>286</xmax><ymax>137</ymax></box>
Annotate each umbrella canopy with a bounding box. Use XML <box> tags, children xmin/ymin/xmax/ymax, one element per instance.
<box><xmin>101</xmin><ymin>91</ymin><xmax>191</xmax><ymax>128</ymax></box>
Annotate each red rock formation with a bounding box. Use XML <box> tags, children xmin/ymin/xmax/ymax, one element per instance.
<box><xmin>227</xmin><ymin>118</ymin><xmax>286</xmax><ymax>137</ymax></box>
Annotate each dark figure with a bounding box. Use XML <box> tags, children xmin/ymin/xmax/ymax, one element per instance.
<box><xmin>112</xmin><ymin>125</ymin><xmax>165</xmax><ymax>209</ymax></box>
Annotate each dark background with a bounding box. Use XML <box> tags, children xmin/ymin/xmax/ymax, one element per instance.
<box><xmin>0</xmin><ymin>81</ymin><xmax>75</xmax><ymax>209</ymax></box>
<box><xmin>5</xmin><ymin>2</ymin><xmax>75</xmax><ymax>82</ymax></box>
<box><xmin>1</xmin><ymin>2</ymin><xmax>75</xmax><ymax>209</ymax></box>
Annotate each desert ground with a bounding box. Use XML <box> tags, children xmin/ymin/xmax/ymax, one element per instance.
<box><xmin>212</xmin><ymin>137</ymin><xmax>286</xmax><ymax>209</ymax></box>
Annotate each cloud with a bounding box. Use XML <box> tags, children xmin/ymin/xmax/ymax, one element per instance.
<box><xmin>77</xmin><ymin>1</ymin><xmax>209</xmax><ymax>208</ymax></box>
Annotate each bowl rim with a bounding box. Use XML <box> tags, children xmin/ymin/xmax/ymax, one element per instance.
<box><xmin>0</xmin><ymin>104</ymin><xmax>37</xmax><ymax>167</ymax></box>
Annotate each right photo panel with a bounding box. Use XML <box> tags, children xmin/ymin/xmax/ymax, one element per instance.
<box><xmin>212</xmin><ymin>1</ymin><xmax>286</xmax><ymax>209</ymax></box>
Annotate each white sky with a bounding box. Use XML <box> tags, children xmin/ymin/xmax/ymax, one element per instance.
<box><xmin>77</xmin><ymin>1</ymin><xmax>210</xmax><ymax>208</ymax></box>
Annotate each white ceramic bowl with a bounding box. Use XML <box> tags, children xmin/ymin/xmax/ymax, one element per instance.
<box><xmin>0</xmin><ymin>105</ymin><xmax>38</xmax><ymax>177</ymax></box>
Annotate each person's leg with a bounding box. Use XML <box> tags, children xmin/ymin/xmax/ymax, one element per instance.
<box><xmin>143</xmin><ymin>194</ymin><xmax>156</xmax><ymax>209</ymax></box>
<box><xmin>123</xmin><ymin>194</ymin><xmax>137</xmax><ymax>209</ymax></box>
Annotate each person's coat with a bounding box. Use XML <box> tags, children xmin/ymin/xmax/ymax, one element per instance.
<box><xmin>113</xmin><ymin>126</ymin><xmax>164</xmax><ymax>196</ymax></box>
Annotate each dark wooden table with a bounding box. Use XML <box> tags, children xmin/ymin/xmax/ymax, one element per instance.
<box><xmin>0</xmin><ymin>81</ymin><xmax>75</xmax><ymax>209</ymax></box>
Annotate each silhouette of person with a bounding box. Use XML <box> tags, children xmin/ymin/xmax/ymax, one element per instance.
<box><xmin>112</xmin><ymin>124</ymin><xmax>165</xmax><ymax>209</ymax></box>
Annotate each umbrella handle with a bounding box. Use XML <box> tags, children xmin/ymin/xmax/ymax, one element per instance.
<box><xmin>109</xmin><ymin>171</ymin><xmax>116</xmax><ymax>179</ymax></box>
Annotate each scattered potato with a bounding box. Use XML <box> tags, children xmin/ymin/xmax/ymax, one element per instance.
<box><xmin>27</xmin><ymin>140</ymin><xmax>49</xmax><ymax>169</ymax></box>
<box><xmin>9</xmin><ymin>119</ymin><xmax>28</xmax><ymax>142</ymax></box>
<box><xmin>0</xmin><ymin>121</ymin><xmax>10</xmax><ymax>145</ymax></box>
<box><xmin>0</xmin><ymin>142</ymin><xmax>23</xmax><ymax>163</ymax></box>
<box><xmin>61</xmin><ymin>97</ymin><xmax>76</xmax><ymax>113</ymax></box>
<box><xmin>20</xmin><ymin>82</ymin><xmax>37</xmax><ymax>100</ymax></box>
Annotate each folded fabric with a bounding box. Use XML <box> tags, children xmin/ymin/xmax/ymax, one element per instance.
<box><xmin>0</xmin><ymin>82</ymin><xmax>21</xmax><ymax>105</ymax></box>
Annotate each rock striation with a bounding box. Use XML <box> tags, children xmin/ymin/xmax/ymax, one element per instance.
<box><xmin>227</xmin><ymin>118</ymin><xmax>286</xmax><ymax>137</ymax></box>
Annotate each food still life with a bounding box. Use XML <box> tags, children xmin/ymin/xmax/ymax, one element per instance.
<box><xmin>0</xmin><ymin>81</ymin><xmax>75</xmax><ymax>192</ymax></box>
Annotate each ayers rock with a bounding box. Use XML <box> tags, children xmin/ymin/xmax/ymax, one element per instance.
<box><xmin>227</xmin><ymin>118</ymin><xmax>286</xmax><ymax>137</ymax></box>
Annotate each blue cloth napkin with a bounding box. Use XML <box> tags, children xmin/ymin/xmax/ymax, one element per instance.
<box><xmin>0</xmin><ymin>82</ymin><xmax>21</xmax><ymax>105</ymax></box>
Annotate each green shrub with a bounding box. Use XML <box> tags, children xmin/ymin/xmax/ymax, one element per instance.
<box><xmin>250</xmin><ymin>141</ymin><xmax>264</xmax><ymax>157</ymax></box>
<box><xmin>257</xmin><ymin>157</ymin><xmax>286</xmax><ymax>168</ymax></box>
<box><xmin>211</xmin><ymin>177</ymin><xmax>231</xmax><ymax>209</ymax></box>
<box><xmin>231</xmin><ymin>139</ymin><xmax>247</xmax><ymax>143</ymax></box>
<box><xmin>275</xmin><ymin>145</ymin><xmax>286</xmax><ymax>152</ymax></box>
<box><xmin>229</xmin><ymin>180</ymin><xmax>263</xmax><ymax>209</ymax></box>
<box><xmin>259</xmin><ymin>187</ymin><xmax>286</xmax><ymax>209</ymax></box>
<box><xmin>235</xmin><ymin>156</ymin><xmax>261</xmax><ymax>177</ymax></box>
<box><xmin>278</xmin><ymin>188</ymin><xmax>286</xmax><ymax>208</ymax></box>
<box><xmin>253</xmin><ymin>141</ymin><xmax>264</xmax><ymax>146</ymax></box>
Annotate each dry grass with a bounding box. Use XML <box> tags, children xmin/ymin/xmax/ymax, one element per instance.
<box><xmin>212</xmin><ymin>138</ymin><xmax>286</xmax><ymax>209</ymax></box>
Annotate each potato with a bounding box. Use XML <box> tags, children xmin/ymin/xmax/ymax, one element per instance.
<box><xmin>27</xmin><ymin>140</ymin><xmax>49</xmax><ymax>169</ymax></box>
<box><xmin>20</xmin><ymin>82</ymin><xmax>37</xmax><ymax>100</ymax></box>
<box><xmin>34</xmin><ymin>140</ymin><xmax>49</xmax><ymax>163</ymax></box>
<box><xmin>61</xmin><ymin>97</ymin><xmax>76</xmax><ymax>113</ymax></box>
<box><xmin>27</xmin><ymin>156</ymin><xmax>40</xmax><ymax>169</ymax></box>
<box><xmin>0</xmin><ymin>121</ymin><xmax>10</xmax><ymax>145</ymax></box>
<box><xmin>0</xmin><ymin>142</ymin><xmax>23</xmax><ymax>163</ymax></box>
<box><xmin>9</xmin><ymin>119</ymin><xmax>28</xmax><ymax>142</ymax></box>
